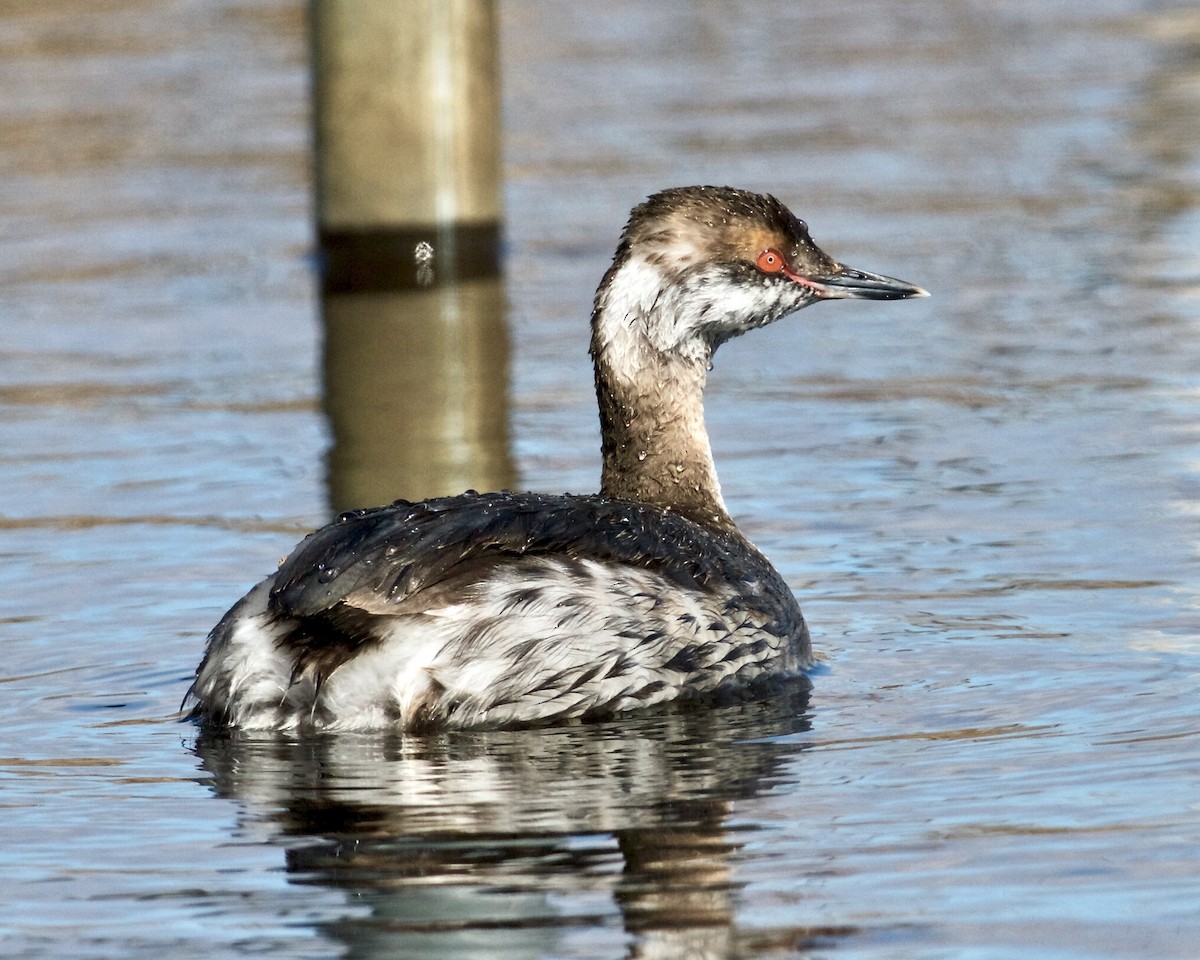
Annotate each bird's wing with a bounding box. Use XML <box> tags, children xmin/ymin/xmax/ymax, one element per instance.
<box><xmin>267</xmin><ymin>490</ymin><xmax>783</xmax><ymax>621</ymax></box>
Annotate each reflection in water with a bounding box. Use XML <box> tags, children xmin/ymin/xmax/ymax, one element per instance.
<box><xmin>1129</xmin><ymin>10</ymin><xmax>1200</xmax><ymax>231</ymax></box>
<box><xmin>194</xmin><ymin>688</ymin><xmax>832</xmax><ymax>958</ymax></box>
<box><xmin>322</xmin><ymin>275</ymin><xmax>515</xmax><ymax>514</ymax></box>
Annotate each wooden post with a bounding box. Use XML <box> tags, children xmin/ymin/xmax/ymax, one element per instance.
<box><xmin>310</xmin><ymin>0</ymin><xmax>511</xmax><ymax>511</ymax></box>
<box><xmin>311</xmin><ymin>0</ymin><xmax>501</xmax><ymax>272</ymax></box>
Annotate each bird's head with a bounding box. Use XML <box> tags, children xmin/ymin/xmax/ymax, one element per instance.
<box><xmin>593</xmin><ymin>185</ymin><xmax>928</xmax><ymax>366</ymax></box>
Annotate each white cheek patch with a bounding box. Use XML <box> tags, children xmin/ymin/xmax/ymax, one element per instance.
<box><xmin>596</xmin><ymin>254</ymin><xmax>814</xmax><ymax>370</ymax></box>
<box><xmin>593</xmin><ymin>256</ymin><xmax>671</xmax><ymax>383</ymax></box>
<box><xmin>598</xmin><ymin>256</ymin><xmax>668</xmax><ymax>327</ymax></box>
<box><xmin>663</xmin><ymin>268</ymin><xmax>810</xmax><ymax>351</ymax></box>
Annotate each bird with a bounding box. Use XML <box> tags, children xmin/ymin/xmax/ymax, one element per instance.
<box><xmin>186</xmin><ymin>185</ymin><xmax>927</xmax><ymax>732</ymax></box>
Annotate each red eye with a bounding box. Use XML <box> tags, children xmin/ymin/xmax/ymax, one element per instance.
<box><xmin>756</xmin><ymin>248</ymin><xmax>786</xmax><ymax>274</ymax></box>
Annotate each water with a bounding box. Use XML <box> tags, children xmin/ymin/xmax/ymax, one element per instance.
<box><xmin>2</xmin><ymin>1</ymin><xmax>1199</xmax><ymax>957</ymax></box>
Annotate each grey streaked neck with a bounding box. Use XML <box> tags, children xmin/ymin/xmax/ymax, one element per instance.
<box><xmin>590</xmin><ymin>262</ymin><xmax>734</xmax><ymax>533</ymax></box>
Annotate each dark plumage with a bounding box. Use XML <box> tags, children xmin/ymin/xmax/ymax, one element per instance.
<box><xmin>272</xmin><ymin>491</ymin><xmax>793</xmax><ymax>620</ymax></box>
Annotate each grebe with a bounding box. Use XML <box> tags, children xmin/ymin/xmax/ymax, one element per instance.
<box><xmin>188</xmin><ymin>186</ymin><xmax>927</xmax><ymax>731</ymax></box>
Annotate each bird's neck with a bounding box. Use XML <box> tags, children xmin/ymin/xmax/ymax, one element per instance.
<box><xmin>589</xmin><ymin>259</ymin><xmax>734</xmax><ymax>532</ymax></box>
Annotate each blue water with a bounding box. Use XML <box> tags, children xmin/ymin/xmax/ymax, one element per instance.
<box><xmin>3</xmin><ymin>1</ymin><xmax>1199</xmax><ymax>957</ymax></box>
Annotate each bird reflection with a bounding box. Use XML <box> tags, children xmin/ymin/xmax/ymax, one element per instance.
<box><xmin>193</xmin><ymin>686</ymin><xmax>846</xmax><ymax>958</ymax></box>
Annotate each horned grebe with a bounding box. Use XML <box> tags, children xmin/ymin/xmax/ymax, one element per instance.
<box><xmin>187</xmin><ymin>186</ymin><xmax>927</xmax><ymax>731</ymax></box>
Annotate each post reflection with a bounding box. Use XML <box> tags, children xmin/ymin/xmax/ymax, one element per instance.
<box><xmin>321</xmin><ymin>273</ymin><xmax>515</xmax><ymax>514</ymax></box>
<box><xmin>194</xmin><ymin>688</ymin><xmax>828</xmax><ymax>959</ymax></box>
<box><xmin>1127</xmin><ymin>11</ymin><xmax>1200</xmax><ymax>277</ymax></box>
